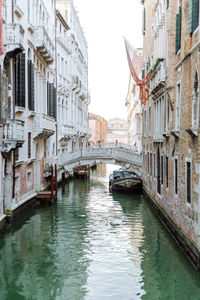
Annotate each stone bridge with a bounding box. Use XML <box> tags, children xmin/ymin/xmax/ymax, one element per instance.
<box><xmin>55</xmin><ymin>143</ymin><xmax>143</xmax><ymax>177</ymax></box>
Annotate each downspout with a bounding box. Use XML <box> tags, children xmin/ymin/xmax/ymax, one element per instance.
<box><xmin>12</xmin><ymin>0</ymin><xmax>14</xmax><ymax>23</ymax></box>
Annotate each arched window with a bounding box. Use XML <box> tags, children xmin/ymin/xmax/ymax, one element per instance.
<box><xmin>192</xmin><ymin>71</ymin><xmax>199</xmax><ymax>128</ymax></box>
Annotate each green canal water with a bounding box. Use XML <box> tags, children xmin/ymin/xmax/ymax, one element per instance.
<box><xmin>0</xmin><ymin>165</ymin><xmax>200</xmax><ymax>300</ymax></box>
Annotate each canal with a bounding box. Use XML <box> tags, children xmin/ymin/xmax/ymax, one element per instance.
<box><xmin>0</xmin><ymin>165</ymin><xmax>200</xmax><ymax>300</ymax></box>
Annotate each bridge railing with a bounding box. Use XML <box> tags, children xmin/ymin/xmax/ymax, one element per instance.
<box><xmin>45</xmin><ymin>144</ymin><xmax>142</xmax><ymax>173</ymax></box>
<box><xmin>89</xmin><ymin>142</ymin><xmax>139</xmax><ymax>152</ymax></box>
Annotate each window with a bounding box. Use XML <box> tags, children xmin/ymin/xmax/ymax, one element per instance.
<box><xmin>28</xmin><ymin>132</ymin><xmax>31</xmax><ymax>159</ymax></box>
<box><xmin>142</xmin><ymin>7</ymin><xmax>146</xmax><ymax>35</ymax></box>
<box><xmin>148</xmin><ymin>106</ymin><xmax>151</xmax><ymax>135</ymax></box>
<box><xmin>28</xmin><ymin>60</ymin><xmax>35</xmax><ymax>111</ymax></box>
<box><xmin>147</xmin><ymin>152</ymin><xmax>149</xmax><ymax>174</ymax></box>
<box><xmin>150</xmin><ymin>153</ymin><xmax>152</xmax><ymax>176</ymax></box>
<box><xmin>167</xmin><ymin>0</ymin><xmax>169</xmax><ymax>9</ymax></box>
<box><xmin>15</xmin><ymin>53</ymin><xmax>26</xmax><ymax>107</ymax></box>
<box><xmin>154</xmin><ymin>153</ymin><xmax>156</xmax><ymax>179</ymax></box>
<box><xmin>14</xmin><ymin>148</ymin><xmax>19</xmax><ymax>161</ymax></box>
<box><xmin>174</xmin><ymin>158</ymin><xmax>178</xmax><ymax>195</ymax></box>
<box><xmin>165</xmin><ymin>94</ymin><xmax>170</xmax><ymax>133</ymax></box>
<box><xmin>154</xmin><ymin>96</ymin><xmax>165</xmax><ymax>139</ymax></box>
<box><xmin>27</xmin><ymin>171</ymin><xmax>32</xmax><ymax>187</ymax></box>
<box><xmin>175</xmin><ymin>82</ymin><xmax>181</xmax><ymax>130</ymax></box>
<box><xmin>188</xmin><ymin>0</ymin><xmax>199</xmax><ymax>34</ymax></box>
<box><xmin>186</xmin><ymin>160</ymin><xmax>192</xmax><ymax>204</ymax></box>
<box><xmin>161</xmin><ymin>155</ymin><xmax>164</xmax><ymax>185</ymax></box>
<box><xmin>166</xmin><ymin>156</ymin><xmax>169</xmax><ymax>188</ymax></box>
<box><xmin>192</xmin><ymin>72</ymin><xmax>199</xmax><ymax>128</ymax></box>
<box><xmin>144</xmin><ymin>110</ymin><xmax>147</xmax><ymax>136</ymax></box>
<box><xmin>176</xmin><ymin>6</ymin><xmax>182</xmax><ymax>53</ymax></box>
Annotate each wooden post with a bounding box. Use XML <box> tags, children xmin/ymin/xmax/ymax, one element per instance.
<box><xmin>51</xmin><ymin>165</ymin><xmax>54</xmax><ymax>201</ymax></box>
<box><xmin>55</xmin><ymin>164</ymin><xmax>58</xmax><ymax>195</ymax></box>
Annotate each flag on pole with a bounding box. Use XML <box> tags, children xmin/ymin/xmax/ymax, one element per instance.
<box><xmin>0</xmin><ymin>0</ymin><xmax>3</xmax><ymax>56</ymax></box>
<box><xmin>124</xmin><ymin>37</ymin><xmax>152</xmax><ymax>105</ymax></box>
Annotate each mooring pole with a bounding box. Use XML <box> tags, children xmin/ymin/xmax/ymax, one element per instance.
<box><xmin>55</xmin><ymin>164</ymin><xmax>58</xmax><ymax>195</ymax></box>
<box><xmin>51</xmin><ymin>165</ymin><xmax>54</xmax><ymax>200</ymax></box>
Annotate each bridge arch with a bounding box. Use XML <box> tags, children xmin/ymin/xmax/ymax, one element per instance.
<box><xmin>59</xmin><ymin>144</ymin><xmax>143</xmax><ymax>178</ymax></box>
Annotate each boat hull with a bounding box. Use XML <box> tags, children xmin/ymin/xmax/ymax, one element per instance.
<box><xmin>110</xmin><ymin>178</ymin><xmax>142</xmax><ymax>193</ymax></box>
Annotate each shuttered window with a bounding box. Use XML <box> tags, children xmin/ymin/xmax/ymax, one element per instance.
<box><xmin>174</xmin><ymin>158</ymin><xmax>178</xmax><ymax>195</ymax></box>
<box><xmin>176</xmin><ymin>7</ymin><xmax>182</xmax><ymax>53</ymax></box>
<box><xmin>189</xmin><ymin>0</ymin><xmax>199</xmax><ymax>33</ymax></box>
<box><xmin>15</xmin><ymin>53</ymin><xmax>26</xmax><ymax>107</ymax></box>
<box><xmin>161</xmin><ymin>156</ymin><xmax>164</xmax><ymax>185</ymax></box>
<box><xmin>150</xmin><ymin>153</ymin><xmax>152</xmax><ymax>176</ymax></box>
<box><xmin>167</xmin><ymin>0</ymin><xmax>169</xmax><ymax>9</ymax></box>
<box><xmin>47</xmin><ymin>83</ymin><xmax>56</xmax><ymax>119</ymax></box>
<box><xmin>28</xmin><ymin>132</ymin><xmax>31</xmax><ymax>159</ymax></box>
<box><xmin>166</xmin><ymin>156</ymin><xmax>169</xmax><ymax>188</ymax></box>
<box><xmin>28</xmin><ymin>60</ymin><xmax>35</xmax><ymax>111</ymax></box>
<box><xmin>186</xmin><ymin>161</ymin><xmax>191</xmax><ymax>203</ymax></box>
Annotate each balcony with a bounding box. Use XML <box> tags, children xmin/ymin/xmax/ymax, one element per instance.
<box><xmin>33</xmin><ymin>26</ymin><xmax>55</xmax><ymax>65</ymax></box>
<box><xmin>150</xmin><ymin>61</ymin><xmax>166</xmax><ymax>96</ymax></box>
<box><xmin>5</xmin><ymin>23</ymin><xmax>25</xmax><ymax>53</ymax></box>
<box><xmin>76</xmin><ymin>123</ymin><xmax>91</xmax><ymax>138</ymax></box>
<box><xmin>3</xmin><ymin>119</ymin><xmax>25</xmax><ymax>152</ymax></box>
<box><xmin>33</xmin><ymin>114</ymin><xmax>55</xmax><ymax>140</ymax></box>
<box><xmin>58</xmin><ymin>125</ymin><xmax>76</xmax><ymax>145</ymax></box>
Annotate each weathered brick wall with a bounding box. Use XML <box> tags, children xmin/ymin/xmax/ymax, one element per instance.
<box><xmin>142</xmin><ymin>0</ymin><xmax>200</xmax><ymax>249</ymax></box>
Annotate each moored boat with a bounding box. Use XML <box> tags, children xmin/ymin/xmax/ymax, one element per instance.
<box><xmin>109</xmin><ymin>169</ymin><xmax>142</xmax><ymax>192</ymax></box>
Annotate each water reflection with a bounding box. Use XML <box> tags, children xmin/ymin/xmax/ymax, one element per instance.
<box><xmin>0</xmin><ymin>164</ymin><xmax>200</xmax><ymax>300</ymax></box>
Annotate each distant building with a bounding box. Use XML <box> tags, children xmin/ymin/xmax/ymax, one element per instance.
<box><xmin>88</xmin><ymin>113</ymin><xmax>107</xmax><ymax>145</ymax></box>
<box><xmin>126</xmin><ymin>75</ymin><xmax>142</xmax><ymax>153</ymax></box>
<box><xmin>107</xmin><ymin>118</ymin><xmax>128</xmax><ymax>144</ymax></box>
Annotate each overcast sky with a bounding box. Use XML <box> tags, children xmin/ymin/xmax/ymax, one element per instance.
<box><xmin>73</xmin><ymin>0</ymin><xmax>143</xmax><ymax>121</ymax></box>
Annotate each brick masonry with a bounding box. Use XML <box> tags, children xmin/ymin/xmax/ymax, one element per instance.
<box><xmin>141</xmin><ymin>0</ymin><xmax>200</xmax><ymax>268</ymax></box>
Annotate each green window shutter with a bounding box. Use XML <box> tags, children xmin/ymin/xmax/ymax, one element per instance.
<box><xmin>188</xmin><ymin>0</ymin><xmax>199</xmax><ymax>33</ymax></box>
<box><xmin>28</xmin><ymin>60</ymin><xmax>35</xmax><ymax>111</ymax></box>
<box><xmin>15</xmin><ymin>53</ymin><xmax>26</xmax><ymax>107</ymax></box>
<box><xmin>142</xmin><ymin>7</ymin><xmax>146</xmax><ymax>35</ymax></box>
<box><xmin>176</xmin><ymin>7</ymin><xmax>181</xmax><ymax>53</ymax></box>
<box><xmin>48</xmin><ymin>83</ymin><xmax>56</xmax><ymax>119</ymax></box>
<box><xmin>167</xmin><ymin>0</ymin><xmax>169</xmax><ymax>9</ymax></box>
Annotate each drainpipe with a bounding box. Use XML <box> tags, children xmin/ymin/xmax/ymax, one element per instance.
<box><xmin>12</xmin><ymin>0</ymin><xmax>14</xmax><ymax>23</ymax></box>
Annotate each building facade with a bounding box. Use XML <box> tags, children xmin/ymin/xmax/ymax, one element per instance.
<box><xmin>126</xmin><ymin>74</ymin><xmax>142</xmax><ymax>153</ymax></box>
<box><xmin>0</xmin><ymin>0</ymin><xmax>90</xmax><ymax>221</ymax></box>
<box><xmin>88</xmin><ymin>113</ymin><xmax>107</xmax><ymax>145</ymax></box>
<box><xmin>107</xmin><ymin>118</ymin><xmax>128</xmax><ymax>144</ymax></box>
<box><xmin>141</xmin><ymin>0</ymin><xmax>200</xmax><ymax>268</ymax></box>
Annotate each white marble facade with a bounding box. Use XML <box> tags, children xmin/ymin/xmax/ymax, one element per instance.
<box><xmin>0</xmin><ymin>0</ymin><xmax>90</xmax><ymax>217</ymax></box>
<box><xmin>126</xmin><ymin>75</ymin><xmax>142</xmax><ymax>153</ymax></box>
